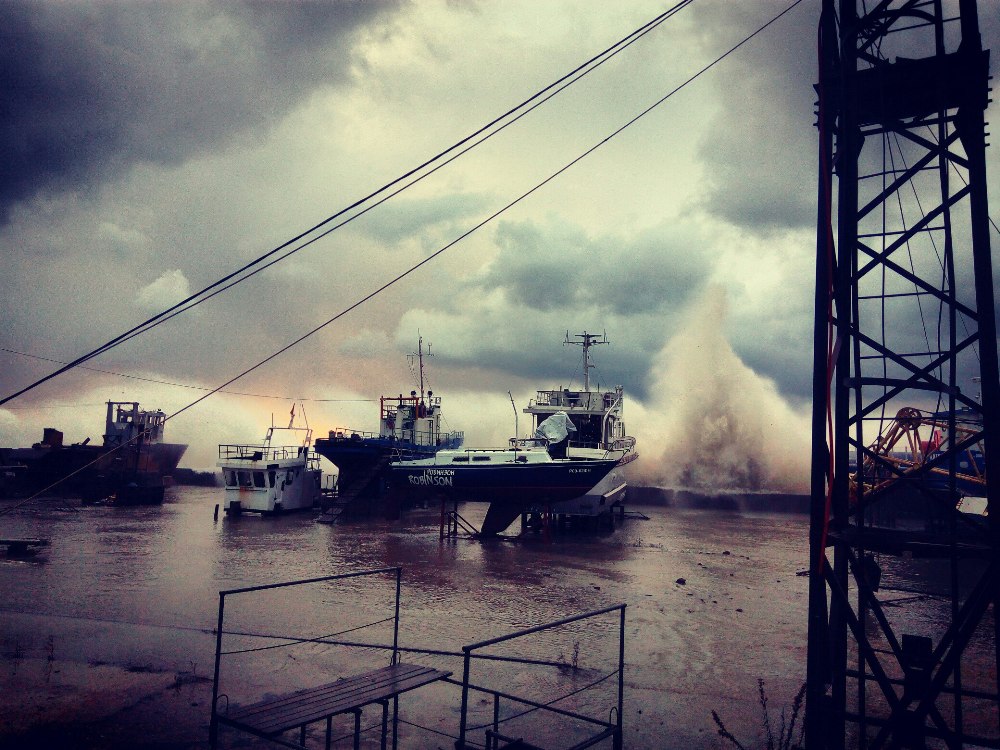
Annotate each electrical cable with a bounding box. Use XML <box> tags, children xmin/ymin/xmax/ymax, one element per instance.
<box><xmin>7</xmin><ymin>0</ymin><xmax>806</xmax><ymax>502</ymax></box>
<box><xmin>0</xmin><ymin>347</ymin><xmax>374</xmax><ymax>403</ymax></box>
<box><xmin>0</xmin><ymin>0</ymin><xmax>696</xmax><ymax>407</ymax></box>
<box><xmin>154</xmin><ymin>0</ymin><xmax>806</xmax><ymax>432</ymax></box>
<box><xmin>12</xmin><ymin>0</ymin><xmax>697</xmax><ymax>379</ymax></box>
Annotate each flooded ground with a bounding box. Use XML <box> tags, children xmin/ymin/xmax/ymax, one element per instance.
<box><xmin>1</xmin><ymin>487</ymin><xmax>816</xmax><ymax>749</ymax></box>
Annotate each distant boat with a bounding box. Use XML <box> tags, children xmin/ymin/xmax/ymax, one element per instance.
<box><xmin>312</xmin><ymin>337</ymin><xmax>463</xmax><ymax>518</ymax></box>
<box><xmin>0</xmin><ymin>401</ymin><xmax>187</xmax><ymax>502</ymax></box>
<box><xmin>217</xmin><ymin>414</ymin><xmax>321</xmax><ymax>516</ymax></box>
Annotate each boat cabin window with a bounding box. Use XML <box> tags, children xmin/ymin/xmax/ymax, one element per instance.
<box><xmin>451</xmin><ymin>456</ymin><xmax>469</xmax><ymax>462</ymax></box>
<box><xmin>472</xmin><ymin>455</ymin><xmax>490</xmax><ymax>462</ymax></box>
<box><xmin>237</xmin><ymin>470</ymin><xmax>253</xmax><ymax>488</ymax></box>
<box><xmin>268</xmin><ymin>470</ymin><xmax>276</xmax><ymax>488</ymax></box>
<box><xmin>253</xmin><ymin>471</ymin><xmax>266</xmax><ymax>488</ymax></box>
<box><xmin>224</xmin><ymin>470</ymin><xmax>237</xmax><ymax>487</ymax></box>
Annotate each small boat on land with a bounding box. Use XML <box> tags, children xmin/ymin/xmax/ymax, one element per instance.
<box><xmin>218</xmin><ymin>413</ymin><xmax>321</xmax><ymax>516</ymax></box>
<box><xmin>312</xmin><ymin>337</ymin><xmax>463</xmax><ymax>518</ymax></box>
<box><xmin>390</xmin><ymin>410</ymin><xmax>627</xmax><ymax>534</ymax></box>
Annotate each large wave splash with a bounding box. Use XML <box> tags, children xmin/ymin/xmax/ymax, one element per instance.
<box><xmin>632</xmin><ymin>285</ymin><xmax>810</xmax><ymax>493</ymax></box>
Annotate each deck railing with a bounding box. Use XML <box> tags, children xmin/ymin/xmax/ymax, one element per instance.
<box><xmin>218</xmin><ymin>443</ymin><xmax>315</xmax><ymax>462</ymax></box>
<box><xmin>322</xmin><ymin>428</ymin><xmax>465</xmax><ymax>446</ymax></box>
<box><xmin>529</xmin><ymin>389</ymin><xmax>621</xmax><ymax>411</ymax></box>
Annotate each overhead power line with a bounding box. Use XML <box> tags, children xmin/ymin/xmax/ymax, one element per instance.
<box><xmin>152</xmin><ymin>0</ymin><xmax>807</xmax><ymax>431</ymax></box>
<box><xmin>0</xmin><ymin>0</ymin><xmax>696</xmax><ymax>407</ymax></box>
<box><xmin>2</xmin><ymin>0</ymin><xmax>807</xmax><ymax>507</ymax></box>
<box><xmin>0</xmin><ymin>347</ymin><xmax>374</xmax><ymax>404</ymax></box>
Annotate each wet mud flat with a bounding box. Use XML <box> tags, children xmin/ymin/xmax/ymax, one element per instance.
<box><xmin>1</xmin><ymin>487</ymin><xmax>817</xmax><ymax>749</ymax></box>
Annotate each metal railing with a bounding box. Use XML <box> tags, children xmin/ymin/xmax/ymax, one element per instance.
<box><xmin>457</xmin><ymin>604</ymin><xmax>626</xmax><ymax>750</ymax></box>
<box><xmin>218</xmin><ymin>444</ymin><xmax>316</xmax><ymax>463</ymax></box>
<box><xmin>322</xmin><ymin>428</ymin><xmax>465</xmax><ymax>447</ymax></box>
<box><xmin>529</xmin><ymin>390</ymin><xmax>621</xmax><ymax>412</ymax></box>
<box><xmin>209</xmin><ymin>567</ymin><xmax>402</xmax><ymax>747</ymax></box>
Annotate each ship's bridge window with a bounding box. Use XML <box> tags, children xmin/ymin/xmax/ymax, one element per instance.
<box><xmin>253</xmin><ymin>471</ymin><xmax>266</xmax><ymax>488</ymax></box>
<box><xmin>472</xmin><ymin>455</ymin><xmax>490</xmax><ymax>462</ymax></box>
<box><xmin>268</xmin><ymin>470</ymin><xmax>276</xmax><ymax>488</ymax></box>
<box><xmin>237</xmin><ymin>470</ymin><xmax>253</xmax><ymax>488</ymax></box>
<box><xmin>452</xmin><ymin>456</ymin><xmax>469</xmax><ymax>463</ymax></box>
<box><xmin>224</xmin><ymin>470</ymin><xmax>237</xmax><ymax>487</ymax></box>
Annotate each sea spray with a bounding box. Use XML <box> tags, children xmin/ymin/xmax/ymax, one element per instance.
<box><xmin>632</xmin><ymin>285</ymin><xmax>809</xmax><ymax>492</ymax></box>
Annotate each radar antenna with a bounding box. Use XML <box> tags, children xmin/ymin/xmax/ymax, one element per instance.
<box><xmin>564</xmin><ymin>331</ymin><xmax>608</xmax><ymax>391</ymax></box>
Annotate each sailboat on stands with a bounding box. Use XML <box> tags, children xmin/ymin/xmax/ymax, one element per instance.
<box><xmin>389</xmin><ymin>411</ymin><xmax>626</xmax><ymax>529</ymax></box>
<box><xmin>312</xmin><ymin>337</ymin><xmax>464</xmax><ymax>520</ymax></box>
<box><xmin>519</xmin><ymin>332</ymin><xmax>638</xmax><ymax>525</ymax></box>
<box><xmin>391</xmin><ymin>331</ymin><xmax>638</xmax><ymax>535</ymax></box>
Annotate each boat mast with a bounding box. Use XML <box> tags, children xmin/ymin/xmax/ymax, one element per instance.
<box><xmin>564</xmin><ymin>331</ymin><xmax>607</xmax><ymax>391</ymax></box>
<box><xmin>418</xmin><ymin>337</ymin><xmax>426</xmax><ymax>399</ymax></box>
<box><xmin>409</xmin><ymin>335</ymin><xmax>429</xmax><ymax>401</ymax></box>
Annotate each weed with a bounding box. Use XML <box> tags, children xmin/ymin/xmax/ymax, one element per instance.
<box><xmin>712</xmin><ymin>679</ymin><xmax>806</xmax><ymax>750</ymax></box>
<box><xmin>44</xmin><ymin>635</ymin><xmax>54</xmax><ymax>683</ymax></box>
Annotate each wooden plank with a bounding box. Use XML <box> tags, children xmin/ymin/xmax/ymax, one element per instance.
<box><xmin>251</xmin><ymin>665</ymin><xmax>448</xmax><ymax>733</ymax></box>
<box><xmin>229</xmin><ymin>664</ymin><xmax>427</xmax><ymax>722</ymax></box>
<box><xmin>230</xmin><ymin>665</ymin><xmax>447</xmax><ymax>735</ymax></box>
<box><xmin>224</xmin><ymin>663</ymin><xmax>450</xmax><ymax>736</ymax></box>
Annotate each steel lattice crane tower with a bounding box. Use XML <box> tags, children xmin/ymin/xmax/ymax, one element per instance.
<box><xmin>807</xmin><ymin>1</ymin><xmax>997</xmax><ymax>748</ymax></box>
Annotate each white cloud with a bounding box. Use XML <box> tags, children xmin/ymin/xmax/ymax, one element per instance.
<box><xmin>135</xmin><ymin>269</ymin><xmax>191</xmax><ymax>313</ymax></box>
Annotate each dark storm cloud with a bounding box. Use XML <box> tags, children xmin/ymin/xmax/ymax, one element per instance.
<box><xmin>690</xmin><ymin>1</ymin><xmax>818</xmax><ymax>232</ymax></box>
<box><xmin>0</xmin><ymin>0</ymin><xmax>399</xmax><ymax>224</ymax></box>
<box><xmin>479</xmin><ymin>219</ymin><xmax>711</xmax><ymax>315</ymax></box>
<box><xmin>361</xmin><ymin>193</ymin><xmax>492</xmax><ymax>246</ymax></box>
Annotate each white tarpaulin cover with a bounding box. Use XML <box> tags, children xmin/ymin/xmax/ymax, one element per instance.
<box><xmin>534</xmin><ymin>411</ymin><xmax>577</xmax><ymax>443</ymax></box>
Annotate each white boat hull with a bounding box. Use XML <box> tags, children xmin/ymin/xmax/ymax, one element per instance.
<box><xmin>528</xmin><ymin>450</ymin><xmax>636</xmax><ymax>517</ymax></box>
<box><xmin>218</xmin><ymin>428</ymin><xmax>322</xmax><ymax>515</ymax></box>
<box><xmin>221</xmin><ymin>467</ymin><xmax>322</xmax><ymax>513</ymax></box>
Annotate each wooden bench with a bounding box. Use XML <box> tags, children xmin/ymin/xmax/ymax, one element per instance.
<box><xmin>218</xmin><ymin>662</ymin><xmax>451</xmax><ymax>750</ymax></box>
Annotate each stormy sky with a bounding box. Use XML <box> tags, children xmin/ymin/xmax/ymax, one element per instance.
<box><xmin>1</xmin><ymin>0</ymin><xmax>998</xmax><ymax>487</ymax></box>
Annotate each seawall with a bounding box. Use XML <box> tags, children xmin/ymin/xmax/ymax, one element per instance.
<box><xmin>629</xmin><ymin>485</ymin><xmax>809</xmax><ymax>514</ymax></box>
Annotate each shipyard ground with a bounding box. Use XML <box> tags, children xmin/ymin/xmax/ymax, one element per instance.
<box><xmin>0</xmin><ymin>487</ymin><xmax>816</xmax><ymax>750</ymax></box>
<box><xmin>0</xmin><ymin>658</ymin><xmax>212</xmax><ymax>749</ymax></box>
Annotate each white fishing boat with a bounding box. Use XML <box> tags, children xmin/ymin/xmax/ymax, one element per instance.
<box><xmin>218</xmin><ymin>411</ymin><xmax>321</xmax><ymax>515</ymax></box>
<box><xmin>521</xmin><ymin>332</ymin><xmax>638</xmax><ymax>519</ymax></box>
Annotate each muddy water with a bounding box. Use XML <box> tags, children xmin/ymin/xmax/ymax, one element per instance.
<box><xmin>0</xmin><ymin>487</ymin><xmax>816</xmax><ymax>748</ymax></box>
